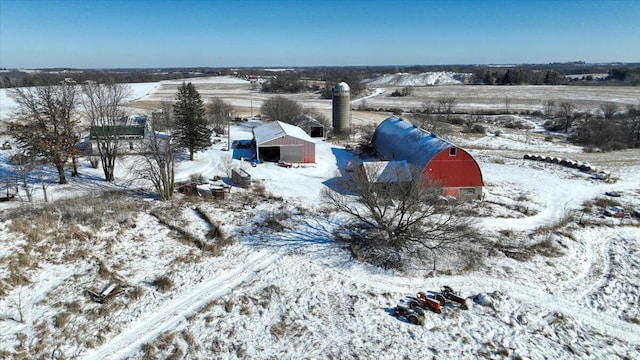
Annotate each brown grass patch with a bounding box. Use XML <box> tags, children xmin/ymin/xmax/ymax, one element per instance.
<box><xmin>54</xmin><ymin>312</ymin><xmax>70</xmax><ymax>328</ymax></box>
<box><xmin>594</xmin><ymin>197</ymin><xmax>621</xmax><ymax>208</ymax></box>
<box><xmin>152</xmin><ymin>275</ymin><xmax>174</xmax><ymax>292</ymax></box>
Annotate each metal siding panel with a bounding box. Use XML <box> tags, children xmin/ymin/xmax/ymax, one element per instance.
<box><xmin>281</xmin><ymin>146</ymin><xmax>303</xmax><ymax>162</ymax></box>
<box><xmin>305</xmin><ymin>142</ymin><xmax>315</xmax><ymax>162</ymax></box>
<box><xmin>262</xmin><ymin>135</ymin><xmax>315</xmax><ymax>163</ymax></box>
<box><xmin>422</xmin><ymin>149</ymin><xmax>483</xmax><ymax>188</ymax></box>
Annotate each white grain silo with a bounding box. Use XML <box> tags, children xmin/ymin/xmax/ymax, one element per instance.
<box><xmin>332</xmin><ymin>82</ymin><xmax>351</xmax><ymax>134</ymax></box>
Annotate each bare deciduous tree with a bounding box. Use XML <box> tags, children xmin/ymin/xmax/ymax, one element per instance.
<box><xmin>322</xmin><ymin>163</ymin><xmax>477</xmax><ymax>271</ymax></box>
<box><xmin>599</xmin><ymin>103</ymin><xmax>618</xmax><ymax>120</ymax></box>
<box><xmin>437</xmin><ymin>97</ymin><xmax>456</xmax><ymax>122</ymax></box>
<box><xmin>133</xmin><ymin>121</ymin><xmax>177</xmax><ymax>201</ymax></box>
<box><xmin>8</xmin><ymin>82</ymin><xmax>80</xmax><ymax>184</ymax></box>
<box><xmin>409</xmin><ymin>114</ymin><xmax>448</xmax><ymax>135</ymax></box>
<box><xmin>207</xmin><ymin>98</ymin><xmax>233</xmax><ymax>134</ymax></box>
<box><xmin>545</xmin><ymin>100</ymin><xmax>556</xmax><ymax>118</ymax></box>
<box><xmin>151</xmin><ymin>100</ymin><xmax>175</xmax><ymax>133</ymax></box>
<box><xmin>219</xmin><ymin>152</ymin><xmax>235</xmax><ymax>178</ymax></box>
<box><xmin>422</xmin><ymin>100</ymin><xmax>435</xmax><ymax>114</ymax></box>
<box><xmin>82</xmin><ymin>81</ymin><xmax>132</xmax><ymax>182</ymax></box>
<box><xmin>36</xmin><ymin>166</ymin><xmax>51</xmax><ymax>203</ymax></box>
<box><xmin>558</xmin><ymin>101</ymin><xmax>576</xmax><ymax>132</ymax></box>
<box><xmin>260</xmin><ymin>96</ymin><xmax>303</xmax><ymax>124</ymax></box>
<box><xmin>627</xmin><ymin>105</ymin><xmax>640</xmax><ymax>147</ymax></box>
<box><xmin>9</xmin><ymin>153</ymin><xmax>34</xmax><ymax>202</ymax></box>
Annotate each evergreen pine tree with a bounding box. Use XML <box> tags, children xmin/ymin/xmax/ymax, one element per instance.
<box><xmin>173</xmin><ymin>82</ymin><xmax>212</xmax><ymax>160</ymax></box>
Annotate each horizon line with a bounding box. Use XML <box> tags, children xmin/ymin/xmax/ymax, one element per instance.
<box><xmin>3</xmin><ymin>61</ymin><xmax>640</xmax><ymax>71</ymax></box>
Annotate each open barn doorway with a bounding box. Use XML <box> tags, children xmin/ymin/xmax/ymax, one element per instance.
<box><xmin>259</xmin><ymin>146</ymin><xmax>280</xmax><ymax>162</ymax></box>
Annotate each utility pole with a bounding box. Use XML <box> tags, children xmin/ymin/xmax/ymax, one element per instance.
<box><xmin>227</xmin><ymin>112</ymin><xmax>231</xmax><ymax>151</ymax></box>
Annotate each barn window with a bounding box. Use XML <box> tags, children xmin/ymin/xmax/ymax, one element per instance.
<box><xmin>463</xmin><ymin>188</ymin><xmax>476</xmax><ymax>195</ymax></box>
<box><xmin>449</xmin><ymin>147</ymin><xmax>457</xmax><ymax>156</ymax></box>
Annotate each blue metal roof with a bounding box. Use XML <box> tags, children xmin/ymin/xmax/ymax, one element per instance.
<box><xmin>371</xmin><ymin>117</ymin><xmax>452</xmax><ymax>170</ymax></box>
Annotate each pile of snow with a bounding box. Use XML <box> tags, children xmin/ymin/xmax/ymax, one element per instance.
<box><xmin>364</xmin><ymin>72</ymin><xmax>471</xmax><ymax>87</ymax></box>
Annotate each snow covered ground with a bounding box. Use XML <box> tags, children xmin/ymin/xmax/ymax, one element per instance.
<box><xmin>364</xmin><ymin>72</ymin><xmax>471</xmax><ymax>86</ymax></box>
<box><xmin>1</xmin><ymin>78</ymin><xmax>640</xmax><ymax>359</ymax></box>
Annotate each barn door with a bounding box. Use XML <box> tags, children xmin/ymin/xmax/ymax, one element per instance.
<box><xmin>280</xmin><ymin>146</ymin><xmax>303</xmax><ymax>163</ymax></box>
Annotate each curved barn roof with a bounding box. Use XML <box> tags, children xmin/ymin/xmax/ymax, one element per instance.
<box><xmin>372</xmin><ymin>117</ymin><xmax>452</xmax><ymax>170</ymax></box>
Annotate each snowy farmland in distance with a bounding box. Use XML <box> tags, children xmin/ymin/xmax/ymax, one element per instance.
<box><xmin>1</xmin><ymin>75</ymin><xmax>640</xmax><ymax>359</ymax></box>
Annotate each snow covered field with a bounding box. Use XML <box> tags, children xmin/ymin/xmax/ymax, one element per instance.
<box><xmin>1</xmin><ymin>76</ymin><xmax>640</xmax><ymax>359</ymax></box>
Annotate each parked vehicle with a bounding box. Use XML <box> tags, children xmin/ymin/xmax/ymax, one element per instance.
<box><xmin>406</xmin><ymin>292</ymin><xmax>441</xmax><ymax>314</ymax></box>
<box><xmin>604</xmin><ymin>206</ymin><xmax>626</xmax><ymax>218</ymax></box>
<box><xmin>633</xmin><ymin>208</ymin><xmax>640</xmax><ymax>218</ymax></box>
<box><xmin>605</xmin><ymin>191</ymin><xmax>622</xmax><ymax>197</ymax></box>
<box><xmin>392</xmin><ymin>304</ymin><xmax>425</xmax><ymax>326</ymax></box>
<box><xmin>435</xmin><ymin>286</ymin><xmax>469</xmax><ymax>310</ymax></box>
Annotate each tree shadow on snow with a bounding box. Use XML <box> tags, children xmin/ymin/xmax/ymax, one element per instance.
<box><xmin>247</xmin><ymin>217</ymin><xmax>338</xmax><ymax>253</ymax></box>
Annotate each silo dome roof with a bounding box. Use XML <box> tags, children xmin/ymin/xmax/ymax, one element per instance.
<box><xmin>333</xmin><ymin>82</ymin><xmax>350</xmax><ymax>92</ymax></box>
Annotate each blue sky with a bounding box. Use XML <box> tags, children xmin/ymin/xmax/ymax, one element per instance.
<box><xmin>0</xmin><ymin>0</ymin><xmax>638</xmax><ymax>68</ymax></box>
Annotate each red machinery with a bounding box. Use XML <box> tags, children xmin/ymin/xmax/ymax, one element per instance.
<box><xmin>407</xmin><ymin>292</ymin><xmax>442</xmax><ymax>314</ymax></box>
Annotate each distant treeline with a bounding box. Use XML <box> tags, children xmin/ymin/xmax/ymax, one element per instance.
<box><xmin>476</xmin><ymin>67</ymin><xmax>640</xmax><ymax>85</ymax></box>
<box><xmin>2</xmin><ymin>62</ymin><xmax>639</xmax><ymax>89</ymax></box>
<box><xmin>258</xmin><ymin>63</ymin><xmax>640</xmax><ymax>92</ymax></box>
<box><xmin>260</xmin><ymin>68</ymin><xmax>367</xmax><ymax>97</ymax></box>
<box><xmin>0</xmin><ymin>68</ymin><xmax>222</xmax><ymax>88</ymax></box>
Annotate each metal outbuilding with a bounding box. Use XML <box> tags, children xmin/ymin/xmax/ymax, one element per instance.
<box><xmin>293</xmin><ymin>114</ymin><xmax>325</xmax><ymax>138</ymax></box>
<box><xmin>253</xmin><ymin>121</ymin><xmax>316</xmax><ymax>163</ymax></box>
<box><xmin>360</xmin><ymin>160</ymin><xmax>412</xmax><ymax>184</ymax></box>
<box><xmin>371</xmin><ymin>117</ymin><xmax>483</xmax><ymax>200</ymax></box>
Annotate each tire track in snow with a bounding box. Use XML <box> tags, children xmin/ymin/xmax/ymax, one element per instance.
<box><xmin>81</xmin><ymin>249</ymin><xmax>282</xmax><ymax>360</ymax></box>
<box><xmin>560</xmin><ymin>236</ymin><xmax>611</xmax><ymax>300</ymax></box>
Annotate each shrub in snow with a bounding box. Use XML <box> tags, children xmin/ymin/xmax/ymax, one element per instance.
<box><xmin>152</xmin><ymin>275</ymin><xmax>174</xmax><ymax>292</ymax></box>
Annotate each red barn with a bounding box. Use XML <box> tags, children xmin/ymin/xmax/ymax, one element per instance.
<box><xmin>253</xmin><ymin>121</ymin><xmax>315</xmax><ymax>163</ymax></box>
<box><xmin>371</xmin><ymin>117</ymin><xmax>483</xmax><ymax>200</ymax></box>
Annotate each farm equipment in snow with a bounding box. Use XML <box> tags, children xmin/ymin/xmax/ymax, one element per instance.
<box><xmin>392</xmin><ymin>304</ymin><xmax>425</xmax><ymax>326</ymax></box>
<box><xmin>85</xmin><ymin>283</ymin><xmax>126</xmax><ymax>304</ymax></box>
<box><xmin>435</xmin><ymin>285</ymin><xmax>468</xmax><ymax>310</ymax></box>
<box><xmin>405</xmin><ymin>292</ymin><xmax>442</xmax><ymax>314</ymax></box>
